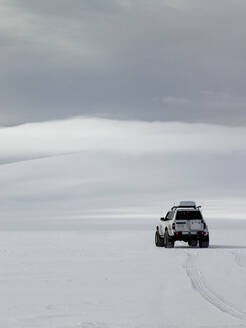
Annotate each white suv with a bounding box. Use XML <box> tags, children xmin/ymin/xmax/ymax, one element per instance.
<box><xmin>155</xmin><ymin>201</ymin><xmax>209</xmax><ymax>248</ymax></box>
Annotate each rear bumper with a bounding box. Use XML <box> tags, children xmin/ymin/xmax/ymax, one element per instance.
<box><xmin>172</xmin><ymin>231</ymin><xmax>209</xmax><ymax>241</ymax></box>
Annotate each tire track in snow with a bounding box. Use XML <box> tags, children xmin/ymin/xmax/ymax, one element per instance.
<box><xmin>232</xmin><ymin>251</ymin><xmax>246</xmax><ymax>269</ymax></box>
<box><xmin>185</xmin><ymin>253</ymin><xmax>246</xmax><ymax>321</ymax></box>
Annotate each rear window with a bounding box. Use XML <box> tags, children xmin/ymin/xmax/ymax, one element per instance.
<box><xmin>176</xmin><ymin>211</ymin><xmax>202</xmax><ymax>220</ymax></box>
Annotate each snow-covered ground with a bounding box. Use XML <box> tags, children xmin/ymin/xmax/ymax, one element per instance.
<box><xmin>0</xmin><ymin>218</ymin><xmax>246</xmax><ymax>328</ymax></box>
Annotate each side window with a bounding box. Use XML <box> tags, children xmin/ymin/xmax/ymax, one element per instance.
<box><xmin>167</xmin><ymin>211</ymin><xmax>174</xmax><ymax>220</ymax></box>
<box><xmin>165</xmin><ymin>212</ymin><xmax>170</xmax><ymax>220</ymax></box>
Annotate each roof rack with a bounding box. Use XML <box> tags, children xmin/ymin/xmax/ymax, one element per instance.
<box><xmin>179</xmin><ymin>201</ymin><xmax>196</xmax><ymax>207</ymax></box>
<box><xmin>171</xmin><ymin>205</ymin><xmax>201</xmax><ymax>210</ymax></box>
<box><xmin>171</xmin><ymin>201</ymin><xmax>202</xmax><ymax>211</ymax></box>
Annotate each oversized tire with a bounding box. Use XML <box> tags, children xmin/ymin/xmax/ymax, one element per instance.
<box><xmin>155</xmin><ymin>230</ymin><xmax>164</xmax><ymax>247</ymax></box>
<box><xmin>164</xmin><ymin>230</ymin><xmax>174</xmax><ymax>248</ymax></box>
<box><xmin>199</xmin><ymin>236</ymin><xmax>209</xmax><ymax>248</ymax></box>
<box><xmin>188</xmin><ymin>240</ymin><xmax>198</xmax><ymax>247</ymax></box>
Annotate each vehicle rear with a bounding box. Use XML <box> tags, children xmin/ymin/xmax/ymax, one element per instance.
<box><xmin>172</xmin><ymin>208</ymin><xmax>209</xmax><ymax>247</ymax></box>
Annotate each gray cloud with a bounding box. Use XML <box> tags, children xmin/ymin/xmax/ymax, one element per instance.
<box><xmin>1</xmin><ymin>0</ymin><xmax>246</xmax><ymax>125</ymax></box>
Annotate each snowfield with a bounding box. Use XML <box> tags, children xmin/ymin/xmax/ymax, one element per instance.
<box><xmin>0</xmin><ymin>218</ymin><xmax>246</xmax><ymax>328</ymax></box>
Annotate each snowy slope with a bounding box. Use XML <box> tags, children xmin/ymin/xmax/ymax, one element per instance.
<box><xmin>1</xmin><ymin>118</ymin><xmax>246</xmax><ymax>220</ymax></box>
<box><xmin>0</xmin><ymin>151</ymin><xmax>246</xmax><ymax>221</ymax></box>
<box><xmin>0</xmin><ymin>218</ymin><xmax>246</xmax><ymax>328</ymax></box>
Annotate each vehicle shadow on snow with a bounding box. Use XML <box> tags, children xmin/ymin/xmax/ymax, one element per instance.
<box><xmin>174</xmin><ymin>245</ymin><xmax>246</xmax><ymax>249</ymax></box>
<box><xmin>209</xmin><ymin>245</ymin><xmax>246</xmax><ymax>249</ymax></box>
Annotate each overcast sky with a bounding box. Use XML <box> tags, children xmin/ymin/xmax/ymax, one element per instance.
<box><xmin>1</xmin><ymin>0</ymin><xmax>246</xmax><ymax>126</ymax></box>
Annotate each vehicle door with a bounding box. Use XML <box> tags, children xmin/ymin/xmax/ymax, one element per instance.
<box><xmin>166</xmin><ymin>211</ymin><xmax>174</xmax><ymax>234</ymax></box>
<box><xmin>189</xmin><ymin>211</ymin><xmax>203</xmax><ymax>231</ymax></box>
<box><xmin>174</xmin><ymin>211</ymin><xmax>190</xmax><ymax>232</ymax></box>
<box><xmin>159</xmin><ymin>211</ymin><xmax>170</xmax><ymax>235</ymax></box>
